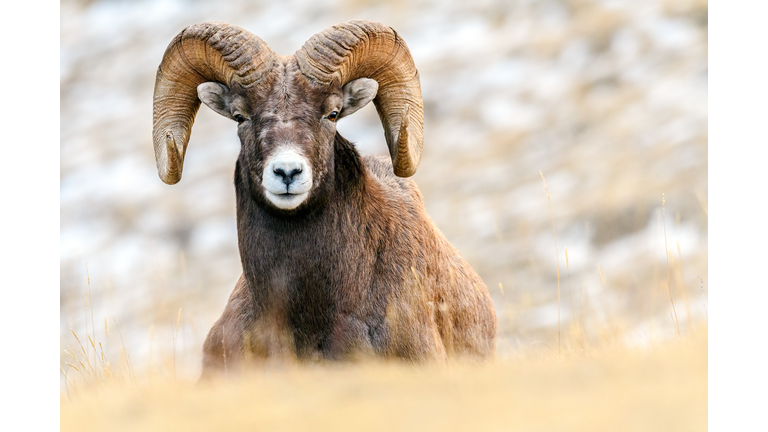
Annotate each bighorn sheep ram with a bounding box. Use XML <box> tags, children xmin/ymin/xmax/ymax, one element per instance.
<box><xmin>152</xmin><ymin>20</ymin><xmax>496</xmax><ymax>374</ymax></box>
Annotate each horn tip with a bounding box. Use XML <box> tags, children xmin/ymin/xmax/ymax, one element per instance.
<box><xmin>394</xmin><ymin>164</ymin><xmax>418</xmax><ymax>178</ymax></box>
<box><xmin>156</xmin><ymin>130</ymin><xmax>183</xmax><ymax>185</ymax></box>
<box><xmin>160</xmin><ymin>174</ymin><xmax>182</xmax><ymax>185</ymax></box>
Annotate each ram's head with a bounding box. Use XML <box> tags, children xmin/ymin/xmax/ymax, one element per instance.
<box><xmin>152</xmin><ymin>21</ymin><xmax>424</xmax><ymax>212</ymax></box>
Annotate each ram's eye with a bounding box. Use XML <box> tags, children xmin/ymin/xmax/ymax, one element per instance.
<box><xmin>234</xmin><ymin>114</ymin><xmax>246</xmax><ymax>124</ymax></box>
<box><xmin>327</xmin><ymin>111</ymin><xmax>339</xmax><ymax>122</ymax></box>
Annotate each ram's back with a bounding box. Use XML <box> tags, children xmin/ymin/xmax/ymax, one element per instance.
<box><xmin>362</xmin><ymin>155</ymin><xmax>497</xmax><ymax>358</ymax></box>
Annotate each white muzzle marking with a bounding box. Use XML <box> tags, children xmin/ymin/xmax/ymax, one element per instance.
<box><xmin>263</xmin><ymin>149</ymin><xmax>313</xmax><ymax>210</ymax></box>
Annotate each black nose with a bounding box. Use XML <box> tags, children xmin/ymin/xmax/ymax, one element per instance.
<box><xmin>274</xmin><ymin>167</ymin><xmax>302</xmax><ymax>186</ymax></box>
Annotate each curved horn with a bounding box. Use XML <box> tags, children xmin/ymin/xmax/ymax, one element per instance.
<box><xmin>295</xmin><ymin>20</ymin><xmax>424</xmax><ymax>177</ymax></box>
<box><xmin>153</xmin><ymin>22</ymin><xmax>276</xmax><ymax>184</ymax></box>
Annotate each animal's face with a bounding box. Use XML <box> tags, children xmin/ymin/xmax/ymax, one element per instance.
<box><xmin>197</xmin><ymin>60</ymin><xmax>378</xmax><ymax>212</ymax></box>
<box><xmin>152</xmin><ymin>22</ymin><xmax>424</xmax><ymax>190</ymax></box>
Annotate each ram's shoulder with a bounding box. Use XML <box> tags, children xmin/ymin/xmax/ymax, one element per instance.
<box><xmin>362</xmin><ymin>155</ymin><xmax>413</xmax><ymax>184</ymax></box>
<box><xmin>360</xmin><ymin>155</ymin><xmax>427</xmax><ymax>222</ymax></box>
<box><xmin>362</xmin><ymin>155</ymin><xmax>418</xmax><ymax>193</ymax></box>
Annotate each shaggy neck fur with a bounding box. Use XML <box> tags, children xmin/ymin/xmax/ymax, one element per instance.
<box><xmin>233</xmin><ymin>133</ymin><xmax>374</xmax><ymax>356</ymax></box>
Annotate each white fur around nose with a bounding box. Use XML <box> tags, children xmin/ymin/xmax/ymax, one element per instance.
<box><xmin>263</xmin><ymin>149</ymin><xmax>313</xmax><ymax>210</ymax></box>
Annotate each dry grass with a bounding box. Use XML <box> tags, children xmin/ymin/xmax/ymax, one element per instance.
<box><xmin>61</xmin><ymin>326</ymin><xmax>707</xmax><ymax>432</ymax></box>
<box><xmin>60</xmin><ymin>264</ymin><xmax>708</xmax><ymax>431</ymax></box>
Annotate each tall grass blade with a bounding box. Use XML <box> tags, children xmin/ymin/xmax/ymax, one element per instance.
<box><xmin>540</xmin><ymin>171</ymin><xmax>562</xmax><ymax>355</ymax></box>
<box><xmin>662</xmin><ymin>194</ymin><xmax>681</xmax><ymax>338</ymax></box>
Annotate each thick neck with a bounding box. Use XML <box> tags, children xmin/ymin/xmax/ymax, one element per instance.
<box><xmin>232</xmin><ymin>133</ymin><xmax>370</xmax><ymax>308</ymax></box>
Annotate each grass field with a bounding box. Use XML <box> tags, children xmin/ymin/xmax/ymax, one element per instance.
<box><xmin>61</xmin><ymin>325</ymin><xmax>706</xmax><ymax>431</ymax></box>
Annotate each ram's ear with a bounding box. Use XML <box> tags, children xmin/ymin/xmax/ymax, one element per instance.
<box><xmin>338</xmin><ymin>78</ymin><xmax>378</xmax><ymax>120</ymax></box>
<box><xmin>197</xmin><ymin>82</ymin><xmax>236</xmax><ymax>120</ymax></box>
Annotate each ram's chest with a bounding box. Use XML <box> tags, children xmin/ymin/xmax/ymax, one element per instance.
<box><xmin>246</xmin><ymin>247</ymin><xmax>357</xmax><ymax>352</ymax></box>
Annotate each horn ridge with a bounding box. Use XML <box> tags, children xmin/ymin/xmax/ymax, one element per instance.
<box><xmin>152</xmin><ymin>22</ymin><xmax>276</xmax><ymax>184</ymax></box>
<box><xmin>295</xmin><ymin>20</ymin><xmax>424</xmax><ymax>177</ymax></box>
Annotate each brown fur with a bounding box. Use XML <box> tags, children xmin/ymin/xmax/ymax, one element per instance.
<box><xmin>199</xmin><ymin>57</ymin><xmax>496</xmax><ymax>378</ymax></box>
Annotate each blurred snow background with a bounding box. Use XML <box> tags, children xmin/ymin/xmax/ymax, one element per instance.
<box><xmin>61</xmin><ymin>0</ymin><xmax>707</xmax><ymax>378</ymax></box>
